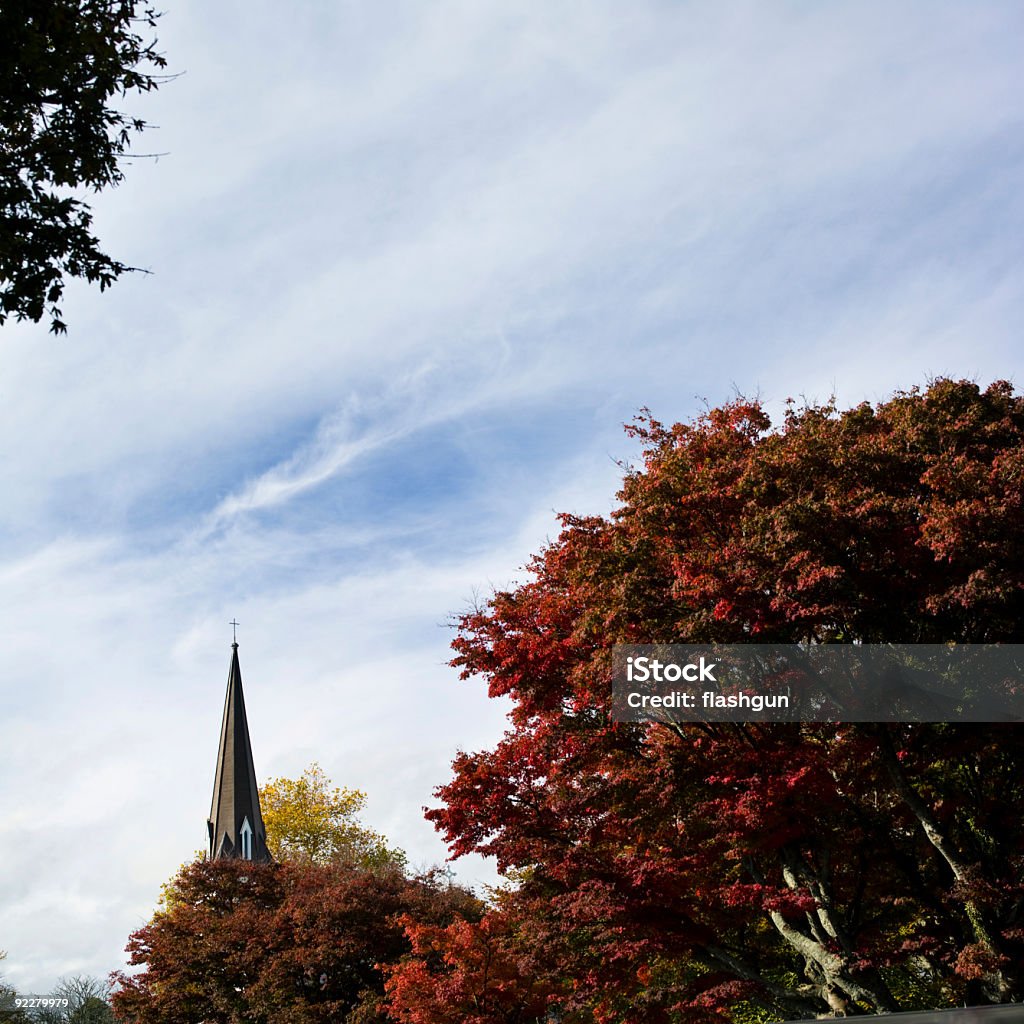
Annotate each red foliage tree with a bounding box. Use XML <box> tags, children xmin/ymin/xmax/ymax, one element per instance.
<box><xmin>384</xmin><ymin>905</ymin><xmax>557</xmax><ymax>1024</ymax></box>
<box><xmin>111</xmin><ymin>858</ymin><xmax>481</xmax><ymax>1024</ymax></box>
<box><xmin>416</xmin><ymin>381</ymin><xmax>1024</xmax><ymax>1022</ymax></box>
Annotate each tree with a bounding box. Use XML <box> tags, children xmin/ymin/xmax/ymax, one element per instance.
<box><xmin>260</xmin><ymin>762</ymin><xmax>408</xmax><ymax>869</ymax></box>
<box><xmin>156</xmin><ymin>768</ymin><xmax>405</xmax><ymax>918</ymax></box>
<box><xmin>111</xmin><ymin>858</ymin><xmax>483</xmax><ymax>1024</ymax></box>
<box><xmin>0</xmin><ymin>952</ymin><xmax>26</xmax><ymax>1024</ymax></box>
<box><xmin>0</xmin><ymin>0</ymin><xmax>167</xmax><ymax>334</ymax></box>
<box><xmin>420</xmin><ymin>380</ymin><xmax>1024</xmax><ymax>1022</ymax></box>
<box><xmin>31</xmin><ymin>978</ymin><xmax>113</xmax><ymax>1024</ymax></box>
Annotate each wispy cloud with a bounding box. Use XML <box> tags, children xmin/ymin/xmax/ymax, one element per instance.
<box><xmin>202</xmin><ymin>340</ymin><xmax>514</xmax><ymax>529</ymax></box>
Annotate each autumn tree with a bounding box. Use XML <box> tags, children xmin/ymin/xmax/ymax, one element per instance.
<box><xmin>111</xmin><ymin>858</ymin><xmax>482</xmax><ymax>1024</ymax></box>
<box><xmin>260</xmin><ymin>762</ymin><xmax>407</xmax><ymax>869</ymax></box>
<box><xmin>0</xmin><ymin>0</ymin><xmax>168</xmax><ymax>333</ymax></box>
<box><xmin>412</xmin><ymin>380</ymin><xmax>1024</xmax><ymax>1023</ymax></box>
<box><xmin>155</xmin><ymin>765</ymin><xmax>405</xmax><ymax>914</ymax></box>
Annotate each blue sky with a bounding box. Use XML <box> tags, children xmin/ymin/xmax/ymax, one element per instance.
<box><xmin>1</xmin><ymin>0</ymin><xmax>1023</xmax><ymax>992</ymax></box>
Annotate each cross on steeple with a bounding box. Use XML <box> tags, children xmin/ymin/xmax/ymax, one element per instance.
<box><xmin>230</xmin><ymin>619</ymin><xmax>240</xmax><ymax>644</ymax></box>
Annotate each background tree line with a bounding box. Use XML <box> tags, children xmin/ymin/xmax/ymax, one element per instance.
<box><xmin>0</xmin><ymin>966</ymin><xmax>113</xmax><ymax>1024</ymax></box>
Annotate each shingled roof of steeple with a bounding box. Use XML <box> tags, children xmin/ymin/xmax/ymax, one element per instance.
<box><xmin>208</xmin><ymin>643</ymin><xmax>272</xmax><ymax>862</ymax></box>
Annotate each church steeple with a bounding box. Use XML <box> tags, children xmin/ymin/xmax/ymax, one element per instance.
<box><xmin>208</xmin><ymin>641</ymin><xmax>272</xmax><ymax>862</ymax></box>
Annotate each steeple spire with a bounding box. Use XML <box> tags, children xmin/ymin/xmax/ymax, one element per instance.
<box><xmin>207</xmin><ymin>641</ymin><xmax>272</xmax><ymax>862</ymax></box>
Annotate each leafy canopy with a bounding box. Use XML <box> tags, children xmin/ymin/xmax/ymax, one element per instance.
<box><xmin>112</xmin><ymin>858</ymin><xmax>482</xmax><ymax>1024</ymax></box>
<box><xmin>157</xmin><ymin>764</ymin><xmax>406</xmax><ymax>913</ymax></box>
<box><xmin>408</xmin><ymin>380</ymin><xmax>1024</xmax><ymax>1024</ymax></box>
<box><xmin>260</xmin><ymin>762</ymin><xmax>407</xmax><ymax>870</ymax></box>
<box><xmin>0</xmin><ymin>0</ymin><xmax>167</xmax><ymax>333</ymax></box>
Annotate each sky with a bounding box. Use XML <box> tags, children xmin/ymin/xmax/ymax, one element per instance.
<box><xmin>1</xmin><ymin>0</ymin><xmax>1023</xmax><ymax>993</ymax></box>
